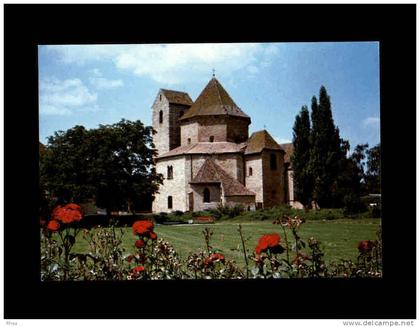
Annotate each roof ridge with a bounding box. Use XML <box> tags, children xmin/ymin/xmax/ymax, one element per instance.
<box><xmin>160</xmin><ymin>88</ymin><xmax>189</xmax><ymax>94</ymax></box>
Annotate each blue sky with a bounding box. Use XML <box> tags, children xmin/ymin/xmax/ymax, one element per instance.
<box><xmin>39</xmin><ymin>42</ymin><xmax>380</xmax><ymax>151</ymax></box>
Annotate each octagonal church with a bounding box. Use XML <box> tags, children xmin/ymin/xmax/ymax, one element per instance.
<box><xmin>151</xmin><ymin>77</ymin><xmax>297</xmax><ymax>213</ymax></box>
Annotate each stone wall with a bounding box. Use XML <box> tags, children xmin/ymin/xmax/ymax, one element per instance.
<box><xmin>226</xmin><ymin>117</ymin><xmax>249</xmax><ymax>143</ymax></box>
<box><xmin>152</xmin><ymin>92</ymin><xmax>170</xmax><ymax>156</ymax></box>
<box><xmin>152</xmin><ymin>156</ymin><xmax>188</xmax><ymax>213</ymax></box>
<box><xmin>180</xmin><ymin>121</ymin><xmax>199</xmax><ymax>146</ymax></box>
<box><xmin>197</xmin><ymin>116</ymin><xmax>227</xmax><ymax>142</ymax></box>
<box><xmin>244</xmin><ymin>154</ymin><xmax>264</xmax><ymax>203</ymax></box>
<box><xmin>169</xmin><ymin>104</ymin><xmax>190</xmax><ymax>150</ymax></box>
<box><xmin>190</xmin><ymin>184</ymin><xmax>221</xmax><ymax>211</ymax></box>
<box><xmin>152</xmin><ymin>91</ymin><xmax>190</xmax><ymax>156</ymax></box>
<box><xmin>224</xmin><ymin>195</ymin><xmax>256</xmax><ymax>210</ymax></box>
<box><xmin>261</xmin><ymin>150</ymin><xmax>285</xmax><ymax>208</ymax></box>
<box><xmin>180</xmin><ymin>116</ymin><xmax>249</xmax><ymax>145</ymax></box>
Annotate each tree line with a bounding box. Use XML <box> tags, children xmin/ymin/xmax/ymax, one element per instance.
<box><xmin>291</xmin><ymin>86</ymin><xmax>380</xmax><ymax>212</ymax></box>
<box><xmin>40</xmin><ymin>119</ymin><xmax>163</xmax><ymax>218</ymax></box>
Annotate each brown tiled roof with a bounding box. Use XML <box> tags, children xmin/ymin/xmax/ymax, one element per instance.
<box><xmin>190</xmin><ymin>158</ymin><xmax>255</xmax><ymax>196</ymax></box>
<box><xmin>161</xmin><ymin>89</ymin><xmax>193</xmax><ymax>106</ymax></box>
<box><xmin>280</xmin><ymin>143</ymin><xmax>294</xmax><ymax>166</ymax></box>
<box><xmin>244</xmin><ymin>130</ymin><xmax>283</xmax><ymax>155</ymax></box>
<box><xmin>180</xmin><ymin>78</ymin><xmax>250</xmax><ymax>121</ymax></box>
<box><xmin>157</xmin><ymin>141</ymin><xmax>246</xmax><ymax>159</ymax></box>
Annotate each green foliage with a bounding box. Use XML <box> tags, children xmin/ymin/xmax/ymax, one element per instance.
<box><xmin>291</xmin><ymin>86</ymin><xmax>380</xmax><ymax>211</ymax></box>
<box><xmin>291</xmin><ymin>105</ymin><xmax>313</xmax><ymax>207</ymax></box>
<box><xmin>365</xmin><ymin>143</ymin><xmax>381</xmax><ymax>194</ymax></box>
<box><xmin>40</xmin><ymin>119</ymin><xmax>163</xmax><ymax>215</ymax></box>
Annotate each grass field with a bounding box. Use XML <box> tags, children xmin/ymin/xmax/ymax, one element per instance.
<box><xmin>68</xmin><ymin>218</ymin><xmax>381</xmax><ymax>270</ymax></box>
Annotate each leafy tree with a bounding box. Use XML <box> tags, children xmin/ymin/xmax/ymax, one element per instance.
<box><xmin>291</xmin><ymin>105</ymin><xmax>313</xmax><ymax>207</ymax></box>
<box><xmin>40</xmin><ymin>125</ymin><xmax>93</xmax><ymax>204</ymax></box>
<box><xmin>365</xmin><ymin>143</ymin><xmax>381</xmax><ymax>194</ymax></box>
<box><xmin>339</xmin><ymin>144</ymin><xmax>369</xmax><ymax>214</ymax></box>
<box><xmin>40</xmin><ymin>119</ymin><xmax>163</xmax><ymax>217</ymax></box>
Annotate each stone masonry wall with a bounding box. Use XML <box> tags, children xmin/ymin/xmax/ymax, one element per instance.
<box><xmin>180</xmin><ymin>121</ymin><xmax>199</xmax><ymax>146</ymax></box>
<box><xmin>261</xmin><ymin>150</ymin><xmax>285</xmax><ymax>208</ymax></box>
<box><xmin>244</xmin><ymin>154</ymin><xmax>264</xmax><ymax>203</ymax></box>
<box><xmin>197</xmin><ymin>116</ymin><xmax>227</xmax><ymax>142</ymax></box>
<box><xmin>152</xmin><ymin>92</ymin><xmax>170</xmax><ymax>156</ymax></box>
<box><xmin>225</xmin><ymin>195</ymin><xmax>256</xmax><ymax>210</ymax></box>
<box><xmin>152</xmin><ymin>156</ymin><xmax>187</xmax><ymax>213</ymax></box>
<box><xmin>226</xmin><ymin>117</ymin><xmax>249</xmax><ymax>143</ymax></box>
<box><xmin>169</xmin><ymin>104</ymin><xmax>190</xmax><ymax>150</ymax></box>
<box><xmin>190</xmin><ymin>184</ymin><xmax>221</xmax><ymax>211</ymax></box>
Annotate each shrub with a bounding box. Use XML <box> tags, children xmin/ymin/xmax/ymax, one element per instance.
<box><xmin>41</xmin><ymin>205</ymin><xmax>382</xmax><ymax>280</ymax></box>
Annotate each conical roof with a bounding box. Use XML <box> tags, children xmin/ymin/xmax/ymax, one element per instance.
<box><xmin>180</xmin><ymin>78</ymin><xmax>250</xmax><ymax>121</ymax></box>
<box><xmin>244</xmin><ymin>130</ymin><xmax>283</xmax><ymax>155</ymax></box>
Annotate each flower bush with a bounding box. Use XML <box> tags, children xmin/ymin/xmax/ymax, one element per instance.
<box><xmin>41</xmin><ymin>206</ymin><xmax>382</xmax><ymax>280</ymax></box>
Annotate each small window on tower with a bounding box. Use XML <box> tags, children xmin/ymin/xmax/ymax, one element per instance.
<box><xmin>270</xmin><ymin>153</ymin><xmax>277</xmax><ymax>170</ymax></box>
<box><xmin>187</xmin><ymin>138</ymin><xmax>191</xmax><ymax>144</ymax></box>
<box><xmin>160</xmin><ymin>94</ymin><xmax>162</xmax><ymax>101</ymax></box>
<box><xmin>159</xmin><ymin>110</ymin><xmax>163</xmax><ymax>124</ymax></box>
<box><xmin>168</xmin><ymin>196</ymin><xmax>173</xmax><ymax>209</ymax></box>
<box><xmin>249</xmin><ymin>167</ymin><xmax>253</xmax><ymax>176</ymax></box>
<box><xmin>203</xmin><ymin>188</ymin><xmax>210</xmax><ymax>203</ymax></box>
<box><xmin>167</xmin><ymin>166</ymin><xmax>173</xmax><ymax>180</ymax></box>
<box><xmin>209</xmin><ymin>136</ymin><xmax>214</xmax><ymax>142</ymax></box>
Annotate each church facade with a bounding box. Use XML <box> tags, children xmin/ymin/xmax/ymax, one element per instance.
<box><xmin>151</xmin><ymin>77</ymin><xmax>298</xmax><ymax>213</ymax></box>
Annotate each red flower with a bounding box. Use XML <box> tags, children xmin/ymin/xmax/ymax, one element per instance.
<box><xmin>132</xmin><ymin>220</ymin><xmax>154</xmax><ymax>237</ymax></box>
<box><xmin>135</xmin><ymin>239</ymin><xmax>145</xmax><ymax>249</ymax></box>
<box><xmin>204</xmin><ymin>253</ymin><xmax>226</xmax><ymax>267</ymax></box>
<box><xmin>52</xmin><ymin>203</ymin><xmax>83</xmax><ymax>224</ymax></box>
<box><xmin>47</xmin><ymin>220</ymin><xmax>60</xmax><ymax>232</ymax></box>
<box><xmin>358</xmin><ymin>240</ymin><xmax>374</xmax><ymax>254</ymax></box>
<box><xmin>210</xmin><ymin>253</ymin><xmax>225</xmax><ymax>263</ymax></box>
<box><xmin>126</xmin><ymin>255</ymin><xmax>134</xmax><ymax>263</ymax></box>
<box><xmin>203</xmin><ymin>257</ymin><xmax>213</xmax><ymax>267</ymax></box>
<box><xmin>132</xmin><ymin>266</ymin><xmax>145</xmax><ymax>273</ymax></box>
<box><xmin>149</xmin><ymin>232</ymin><xmax>157</xmax><ymax>240</ymax></box>
<box><xmin>255</xmin><ymin>233</ymin><xmax>284</xmax><ymax>255</ymax></box>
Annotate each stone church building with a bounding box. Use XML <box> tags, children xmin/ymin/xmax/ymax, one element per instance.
<box><xmin>151</xmin><ymin>77</ymin><xmax>299</xmax><ymax>213</ymax></box>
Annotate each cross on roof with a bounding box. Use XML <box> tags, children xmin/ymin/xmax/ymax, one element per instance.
<box><xmin>212</xmin><ymin>68</ymin><xmax>216</xmax><ymax>78</ymax></box>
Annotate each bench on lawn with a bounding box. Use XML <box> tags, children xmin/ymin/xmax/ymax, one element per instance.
<box><xmin>194</xmin><ymin>216</ymin><xmax>215</xmax><ymax>224</ymax></box>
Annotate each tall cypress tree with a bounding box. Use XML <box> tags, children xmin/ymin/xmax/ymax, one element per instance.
<box><xmin>291</xmin><ymin>105</ymin><xmax>312</xmax><ymax>207</ymax></box>
<box><xmin>310</xmin><ymin>86</ymin><xmax>345</xmax><ymax>207</ymax></box>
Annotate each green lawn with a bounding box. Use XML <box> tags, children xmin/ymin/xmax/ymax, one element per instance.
<box><xmin>68</xmin><ymin>218</ymin><xmax>381</xmax><ymax>270</ymax></box>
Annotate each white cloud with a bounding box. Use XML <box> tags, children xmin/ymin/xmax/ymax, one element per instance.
<box><xmin>39</xmin><ymin>77</ymin><xmax>98</xmax><ymax>115</ymax></box>
<box><xmin>45</xmin><ymin>43</ymin><xmax>280</xmax><ymax>85</ymax></box>
<box><xmin>89</xmin><ymin>77</ymin><xmax>123</xmax><ymax>89</ymax></box>
<box><xmin>88</xmin><ymin>68</ymin><xmax>123</xmax><ymax>89</ymax></box>
<box><xmin>274</xmin><ymin>137</ymin><xmax>292</xmax><ymax>144</ymax></box>
<box><xmin>362</xmin><ymin>117</ymin><xmax>380</xmax><ymax>128</ymax></box>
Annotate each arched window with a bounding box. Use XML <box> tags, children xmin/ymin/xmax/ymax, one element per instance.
<box><xmin>168</xmin><ymin>196</ymin><xmax>173</xmax><ymax>209</ymax></box>
<box><xmin>209</xmin><ymin>136</ymin><xmax>214</xmax><ymax>142</ymax></box>
<box><xmin>167</xmin><ymin>165</ymin><xmax>173</xmax><ymax>180</ymax></box>
<box><xmin>249</xmin><ymin>167</ymin><xmax>253</xmax><ymax>176</ymax></box>
<box><xmin>160</xmin><ymin>94</ymin><xmax>162</xmax><ymax>101</ymax></box>
<box><xmin>270</xmin><ymin>153</ymin><xmax>277</xmax><ymax>170</ymax></box>
<box><xmin>203</xmin><ymin>188</ymin><xmax>210</xmax><ymax>203</ymax></box>
<box><xmin>187</xmin><ymin>138</ymin><xmax>191</xmax><ymax>144</ymax></box>
<box><xmin>159</xmin><ymin>110</ymin><xmax>163</xmax><ymax>124</ymax></box>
